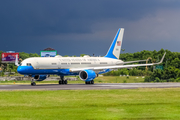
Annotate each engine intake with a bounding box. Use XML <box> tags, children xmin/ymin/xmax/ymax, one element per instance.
<box><xmin>79</xmin><ymin>70</ymin><xmax>96</xmax><ymax>82</ymax></box>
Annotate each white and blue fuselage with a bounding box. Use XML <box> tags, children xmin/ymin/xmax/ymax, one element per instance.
<box><xmin>17</xmin><ymin>56</ymin><xmax>122</xmax><ymax>76</ymax></box>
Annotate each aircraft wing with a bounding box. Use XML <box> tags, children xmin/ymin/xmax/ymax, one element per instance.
<box><xmin>121</xmin><ymin>60</ymin><xmax>147</xmax><ymax>64</ymax></box>
<box><xmin>70</xmin><ymin>52</ymin><xmax>166</xmax><ymax>72</ymax></box>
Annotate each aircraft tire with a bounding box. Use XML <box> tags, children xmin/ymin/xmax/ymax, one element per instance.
<box><xmin>64</xmin><ymin>80</ymin><xmax>68</xmax><ymax>84</ymax></box>
<box><xmin>31</xmin><ymin>82</ymin><xmax>36</xmax><ymax>86</ymax></box>
<box><xmin>91</xmin><ymin>80</ymin><xmax>94</xmax><ymax>84</ymax></box>
<box><xmin>59</xmin><ymin>81</ymin><xmax>62</xmax><ymax>85</ymax></box>
<box><xmin>85</xmin><ymin>81</ymin><xmax>90</xmax><ymax>84</ymax></box>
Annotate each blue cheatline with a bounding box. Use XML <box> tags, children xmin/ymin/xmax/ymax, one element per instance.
<box><xmin>17</xmin><ymin>66</ymin><xmax>111</xmax><ymax>76</ymax></box>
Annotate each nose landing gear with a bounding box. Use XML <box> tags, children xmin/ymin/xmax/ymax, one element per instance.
<box><xmin>31</xmin><ymin>79</ymin><xmax>36</xmax><ymax>86</ymax></box>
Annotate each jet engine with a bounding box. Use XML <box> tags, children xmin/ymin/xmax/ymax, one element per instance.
<box><xmin>79</xmin><ymin>70</ymin><xmax>96</xmax><ymax>82</ymax></box>
<box><xmin>34</xmin><ymin>75</ymin><xmax>49</xmax><ymax>81</ymax></box>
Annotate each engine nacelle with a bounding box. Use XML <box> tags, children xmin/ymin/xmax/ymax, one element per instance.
<box><xmin>79</xmin><ymin>70</ymin><xmax>96</xmax><ymax>82</ymax></box>
<box><xmin>34</xmin><ymin>75</ymin><xmax>48</xmax><ymax>81</ymax></box>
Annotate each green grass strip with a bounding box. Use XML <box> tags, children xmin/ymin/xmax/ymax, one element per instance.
<box><xmin>0</xmin><ymin>88</ymin><xmax>180</xmax><ymax>119</ymax></box>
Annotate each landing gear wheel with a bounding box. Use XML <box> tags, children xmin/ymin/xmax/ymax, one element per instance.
<box><xmin>85</xmin><ymin>80</ymin><xmax>94</xmax><ymax>84</ymax></box>
<box><xmin>31</xmin><ymin>82</ymin><xmax>36</xmax><ymax>86</ymax></box>
<box><xmin>59</xmin><ymin>76</ymin><xmax>67</xmax><ymax>85</ymax></box>
<box><xmin>64</xmin><ymin>80</ymin><xmax>68</xmax><ymax>84</ymax></box>
<box><xmin>59</xmin><ymin>80</ymin><xmax>68</xmax><ymax>85</ymax></box>
<box><xmin>31</xmin><ymin>78</ymin><xmax>36</xmax><ymax>86</ymax></box>
<box><xmin>90</xmin><ymin>80</ymin><xmax>94</xmax><ymax>84</ymax></box>
<box><xmin>59</xmin><ymin>81</ymin><xmax>62</xmax><ymax>85</ymax></box>
<box><xmin>85</xmin><ymin>81</ymin><xmax>90</xmax><ymax>84</ymax></box>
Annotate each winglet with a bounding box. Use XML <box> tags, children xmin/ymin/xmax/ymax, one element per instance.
<box><xmin>159</xmin><ymin>52</ymin><xmax>166</xmax><ymax>63</ymax></box>
<box><xmin>154</xmin><ymin>52</ymin><xmax>166</xmax><ymax>65</ymax></box>
<box><xmin>15</xmin><ymin>54</ymin><xmax>19</xmax><ymax>66</ymax></box>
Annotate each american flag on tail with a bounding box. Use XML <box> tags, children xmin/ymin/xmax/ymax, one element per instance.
<box><xmin>117</xmin><ymin>41</ymin><xmax>121</xmax><ymax>46</ymax></box>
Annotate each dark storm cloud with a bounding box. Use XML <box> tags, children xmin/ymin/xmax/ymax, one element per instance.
<box><xmin>0</xmin><ymin>0</ymin><xmax>180</xmax><ymax>55</ymax></box>
<box><xmin>1</xmin><ymin>0</ymin><xmax>176</xmax><ymax>36</ymax></box>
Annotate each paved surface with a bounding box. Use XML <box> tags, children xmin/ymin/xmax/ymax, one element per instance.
<box><xmin>1</xmin><ymin>83</ymin><xmax>180</xmax><ymax>90</ymax></box>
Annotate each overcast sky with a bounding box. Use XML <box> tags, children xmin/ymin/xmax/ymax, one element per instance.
<box><xmin>0</xmin><ymin>0</ymin><xmax>180</xmax><ymax>56</ymax></box>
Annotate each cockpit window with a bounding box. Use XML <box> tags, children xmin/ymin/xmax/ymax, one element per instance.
<box><xmin>27</xmin><ymin>63</ymin><xmax>32</xmax><ymax>66</ymax></box>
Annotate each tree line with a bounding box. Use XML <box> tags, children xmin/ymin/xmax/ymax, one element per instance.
<box><xmin>104</xmin><ymin>49</ymin><xmax>180</xmax><ymax>82</ymax></box>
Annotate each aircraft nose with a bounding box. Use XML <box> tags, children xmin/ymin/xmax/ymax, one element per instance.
<box><xmin>17</xmin><ymin>66</ymin><xmax>22</xmax><ymax>74</ymax></box>
<box><xmin>17</xmin><ymin>66</ymin><xmax>26</xmax><ymax>74</ymax></box>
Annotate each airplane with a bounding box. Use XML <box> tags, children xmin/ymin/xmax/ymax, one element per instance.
<box><xmin>16</xmin><ymin>28</ymin><xmax>166</xmax><ymax>86</ymax></box>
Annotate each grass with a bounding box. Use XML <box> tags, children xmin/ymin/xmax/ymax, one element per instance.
<box><xmin>0</xmin><ymin>76</ymin><xmax>144</xmax><ymax>84</ymax></box>
<box><xmin>0</xmin><ymin>88</ymin><xmax>180</xmax><ymax>119</ymax></box>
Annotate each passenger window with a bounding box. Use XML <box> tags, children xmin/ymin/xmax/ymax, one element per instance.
<box><xmin>81</xmin><ymin>62</ymin><xmax>91</xmax><ymax>64</ymax></box>
<box><xmin>27</xmin><ymin>63</ymin><xmax>32</xmax><ymax>66</ymax></box>
<box><xmin>71</xmin><ymin>63</ymin><xmax>80</xmax><ymax>64</ymax></box>
<box><xmin>100</xmin><ymin>62</ymin><xmax>107</xmax><ymax>64</ymax></box>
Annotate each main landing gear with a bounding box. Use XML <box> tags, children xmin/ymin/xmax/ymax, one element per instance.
<box><xmin>85</xmin><ymin>80</ymin><xmax>94</xmax><ymax>84</ymax></box>
<box><xmin>31</xmin><ymin>79</ymin><xmax>36</xmax><ymax>86</ymax></box>
<box><xmin>59</xmin><ymin>76</ymin><xmax>67</xmax><ymax>85</ymax></box>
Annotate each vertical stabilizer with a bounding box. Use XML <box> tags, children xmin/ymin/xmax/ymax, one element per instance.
<box><xmin>105</xmin><ymin>28</ymin><xmax>124</xmax><ymax>59</ymax></box>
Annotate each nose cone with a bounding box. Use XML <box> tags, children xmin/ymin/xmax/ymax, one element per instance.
<box><xmin>17</xmin><ymin>66</ymin><xmax>27</xmax><ymax>74</ymax></box>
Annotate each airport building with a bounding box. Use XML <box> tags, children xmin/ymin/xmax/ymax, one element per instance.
<box><xmin>40</xmin><ymin>47</ymin><xmax>57</xmax><ymax>57</ymax></box>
